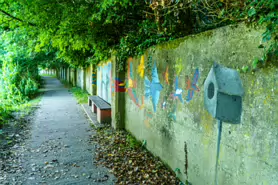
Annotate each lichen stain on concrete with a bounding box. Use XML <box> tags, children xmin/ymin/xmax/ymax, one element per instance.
<box><xmin>200</xmin><ymin>110</ymin><xmax>214</xmax><ymax>136</ymax></box>
<box><xmin>160</xmin><ymin>126</ymin><xmax>173</xmax><ymax>142</ymax></box>
<box><xmin>193</xmin><ymin>112</ymin><xmax>201</xmax><ymax>127</ymax></box>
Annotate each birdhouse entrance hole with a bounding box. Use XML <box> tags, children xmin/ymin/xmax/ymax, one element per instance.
<box><xmin>208</xmin><ymin>82</ymin><xmax>214</xmax><ymax>99</ymax></box>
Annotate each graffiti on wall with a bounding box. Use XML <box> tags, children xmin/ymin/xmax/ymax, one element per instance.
<box><xmin>115</xmin><ymin>56</ymin><xmax>201</xmax><ymax>127</ymax></box>
<box><xmin>126</xmin><ymin>59</ymin><xmax>144</xmax><ymax>108</ymax></box>
<box><xmin>173</xmin><ymin>76</ymin><xmax>184</xmax><ymax>104</ymax></box>
<box><xmin>175</xmin><ymin>58</ymin><xmax>183</xmax><ymax>75</ymax></box>
<box><xmin>97</xmin><ymin>62</ymin><xmax>112</xmax><ymax>104</ymax></box>
<box><xmin>164</xmin><ymin>66</ymin><xmax>169</xmax><ymax>85</ymax></box>
<box><xmin>145</xmin><ymin>62</ymin><xmax>163</xmax><ymax>112</ymax></box>
<box><xmin>115</xmin><ymin>78</ymin><xmax>126</xmax><ymax>92</ymax></box>
<box><xmin>97</xmin><ymin>66</ymin><xmax>101</xmax><ymax>96</ymax></box>
<box><xmin>138</xmin><ymin>55</ymin><xmax>145</xmax><ymax>78</ymax></box>
<box><xmin>92</xmin><ymin>71</ymin><xmax>97</xmax><ymax>85</ymax></box>
<box><xmin>186</xmin><ymin>68</ymin><xmax>200</xmax><ymax>103</ymax></box>
<box><xmin>111</xmin><ymin>78</ymin><xmax>126</xmax><ymax>97</ymax></box>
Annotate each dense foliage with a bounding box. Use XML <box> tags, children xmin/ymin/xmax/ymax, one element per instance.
<box><xmin>0</xmin><ymin>28</ymin><xmax>39</xmax><ymax>122</ymax></box>
<box><xmin>0</xmin><ymin>0</ymin><xmax>276</xmax><ymax>68</ymax></box>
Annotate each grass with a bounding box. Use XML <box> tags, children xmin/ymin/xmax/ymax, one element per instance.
<box><xmin>11</xmin><ymin>96</ymin><xmax>42</xmax><ymax>115</ymax></box>
<box><xmin>60</xmin><ymin>79</ymin><xmax>72</xmax><ymax>88</ymax></box>
<box><xmin>57</xmin><ymin>78</ymin><xmax>89</xmax><ymax>104</ymax></box>
<box><xmin>70</xmin><ymin>87</ymin><xmax>89</xmax><ymax>104</ymax></box>
<box><xmin>0</xmin><ymin>94</ymin><xmax>42</xmax><ymax>128</ymax></box>
<box><xmin>40</xmin><ymin>74</ymin><xmax>56</xmax><ymax>78</ymax></box>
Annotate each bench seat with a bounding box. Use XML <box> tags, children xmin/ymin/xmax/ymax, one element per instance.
<box><xmin>88</xmin><ymin>96</ymin><xmax>111</xmax><ymax>124</ymax></box>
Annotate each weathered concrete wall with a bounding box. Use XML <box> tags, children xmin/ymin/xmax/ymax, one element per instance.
<box><xmin>92</xmin><ymin>64</ymin><xmax>97</xmax><ymax>95</ymax></box>
<box><xmin>85</xmin><ymin>65</ymin><xmax>92</xmax><ymax>94</ymax></box>
<box><xmin>67</xmin><ymin>68</ymin><xmax>70</xmax><ymax>83</ymax></box>
<box><xmin>69</xmin><ymin>68</ymin><xmax>76</xmax><ymax>86</ymax></box>
<box><xmin>124</xmin><ymin>23</ymin><xmax>278</xmax><ymax>185</ymax></box>
<box><xmin>97</xmin><ymin>61</ymin><xmax>113</xmax><ymax>104</ymax></box>
<box><xmin>40</xmin><ymin>69</ymin><xmax>55</xmax><ymax>75</ymax></box>
<box><xmin>77</xmin><ymin>68</ymin><xmax>84</xmax><ymax>89</ymax></box>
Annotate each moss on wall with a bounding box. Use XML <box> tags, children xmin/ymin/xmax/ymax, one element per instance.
<box><xmin>124</xmin><ymin>23</ymin><xmax>278</xmax><ymax>185</ymax></box>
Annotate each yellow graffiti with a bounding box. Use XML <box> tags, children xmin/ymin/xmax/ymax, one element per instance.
<box><xmin>175</xmin><ymin>58</ymin><xmax>183</xmax><ymax>75</ymax></box>
<box><xmin>128</xmin><ymin>79</ymin><xmax>134</xmax><ymax>88</ymax></box>
<box><xmin>201</xmin><ymin>111</ymin><xmax>214</xmax><ymax>136</ymax></box>
<box><xmin>139</xmin><ymin>96</ymin><xmax>145</xmax><ymax>110</ymax></box>
<box><xmin>137</xmin><ymin>55</ymin><xmax>145</xmax><ymax>78</ymax></box>
<box><xmin>164</xmin><ymin>66</ymin><xmax>169</xmax><ymax>85</ymax></box>
<box><xmin>119</xmin><ymin>82</ymin><xmax>126</xmax><ymax>87</ymax></box>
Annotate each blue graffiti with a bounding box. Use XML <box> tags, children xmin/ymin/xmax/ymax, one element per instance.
<box><xmin>186</xmin><ymin>68</ymin><xmax>200</xmax><ymax>102</ymax></box>
<box><xmin>173</xmin><ymin>76</ymin><xmax>184</xmax><ymax>104</ymax></box>
<box><xmin>145</xmin><ymin>62</ymin><xmax>163</xmax><ymax>112</ymax></box>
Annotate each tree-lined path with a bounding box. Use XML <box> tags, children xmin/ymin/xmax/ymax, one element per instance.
<box><xmin>1</xmin><ymin>77</ymin><xmax>116</xmax><ymax>185</ymax></box>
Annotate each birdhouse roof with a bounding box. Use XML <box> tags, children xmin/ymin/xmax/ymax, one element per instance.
<box><xmin>213</xmin><ymin>63</ymin><xmax>244</xmax><ymax>96</ymax></box>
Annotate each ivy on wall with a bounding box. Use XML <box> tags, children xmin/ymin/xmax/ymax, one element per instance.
<box><xmin>0</xmin><ymin>0</ymin><xmax>276</xmax><ymax>70</ymax></box>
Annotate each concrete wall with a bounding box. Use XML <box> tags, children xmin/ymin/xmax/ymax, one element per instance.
<box><xmin>123</xmin><ymin>23</ymin><xmax>278</xmax><ymax>185</ymax></box>
<box><xmin>67</xmin><ymin>68</ymin><xmax>70</xmax><ymax>82</ymax></box>
<box><xmin>97</xmin><ymin>61</ymin><xmax>113</xmax><ymax>104</ymax></box>
<box><xmin>60</xmin><ymin>66</ymin><xmax>91</xmax><ymax>90</ymax></box>
<box><xmin>70</xmin><ymin>68</ymin><xmax>76</xmax><ymax>86</ymax></box>
<box><xmin>85</xmin><ymin>65</ymin><xmax>92</xmax><ymax>94</ymax></box>
<box><xmin>40</xmin><ymin>69</ymin><xmax>56</xmax><ymax>75</ymax></box>
<box><xmin>76</xmin><ymin>68</ymin><xmax>84</xmax><ymax>89</ymax></box>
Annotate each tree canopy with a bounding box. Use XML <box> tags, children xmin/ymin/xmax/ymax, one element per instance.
<box><xmin>0</xmin><ymin>0</ymin><xmax>275</xmax><ymax>68</ymax></box>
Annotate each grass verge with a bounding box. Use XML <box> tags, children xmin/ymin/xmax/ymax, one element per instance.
<box><xmin>40</xmin><ymin>74</ymin><xmax>56</xmax><ymax>78</ymax></box>
<box><xmin>60</xmin><ymin>79</ymin><xmax>72</xmax><ymax>88</ymax></box>
<box><xmin>70</xmin><ymin>87</ymin><xmax>89</xmax><ymax>104</ymax></box>
<box><xmin>0</xmin><ymin>95</ymin><xmax>42</xmax><ymax>127</ymax></box>
<box><xmin>91</xmin><ymin>125</ymin><xmax>183</xmax><ymax>185</ymax></box>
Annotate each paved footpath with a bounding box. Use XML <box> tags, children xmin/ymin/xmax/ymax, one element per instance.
<box><xmin>3</xmin><ymin>77</ymin><xmax>116</xmax><ymax>185</ymax></box>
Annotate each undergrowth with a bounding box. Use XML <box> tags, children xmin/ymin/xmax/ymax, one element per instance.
<box><xmin>0</xmin><ymin>95</ymin><xmax>42</xmax><ymax>129</ymax></box>
<box><xmin>70</xmin><ymin>87</ymin><xmax>89</xmax><ymax>104</ymax></box>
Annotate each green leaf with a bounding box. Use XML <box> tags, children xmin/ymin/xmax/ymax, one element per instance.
<box><xmin>242</xmin><ymin>66</ymin><xmax>249</xmax><ymax>73</ymax></box>
<box><xmin>252</xmin><ymin>58</ymin><xmax>259</xmax><ymax>69</ymax></box>
<box><xmin>262</xmin><ymin>31</ymin><xmax>272</xmax><ymax>42</ymax></box>
<box><xmin>248</xmin><ymin>8</ymin><xmax>256</xmax><ymax>17</ymax></box>
<box><xmin>258</xmin><ymin>44</ymin><xmax>264</xmax><ymax>48</ymax></box>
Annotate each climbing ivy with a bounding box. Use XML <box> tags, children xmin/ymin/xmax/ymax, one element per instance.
<box><xmin>0</xmin><ymin>1</ymin><xmax>275</xmax><ymax>117</ymax></box>
<box><xmin>0</xmin><ymin>0</ymin><xmax>276</xmax><ymax>70</ymax></box>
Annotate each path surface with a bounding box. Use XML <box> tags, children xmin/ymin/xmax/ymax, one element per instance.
<box><xmin>1</xmin><ymin>77</ymin><xmax>116</xmax><ymax>185</ymax></box>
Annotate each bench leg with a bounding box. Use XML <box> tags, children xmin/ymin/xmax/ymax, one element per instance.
<box><xmin>97</xmin><ymin>108</ymin><xmax>111</xmax><ymax>124</ymax></box>
<box><xmin>88</xmin><ymin>98</ymin><xmax>92</xmax><ymax>106</ymax></box>
<box><xmin>93</xmin><ymin>104</ymin><xmax>97</xmax><ymax>113</ymax></box>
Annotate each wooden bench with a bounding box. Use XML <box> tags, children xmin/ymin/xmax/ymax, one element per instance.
<box><xmin>88</xmin><ymin>96</ymin><xmax>111</xmax><ymax>124</ymax></box>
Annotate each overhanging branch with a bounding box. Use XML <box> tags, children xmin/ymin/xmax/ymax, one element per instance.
<box><xmin>0</xmin><ymin>9</ymin><xmax>36</xmax><ymax>26</ymax></box>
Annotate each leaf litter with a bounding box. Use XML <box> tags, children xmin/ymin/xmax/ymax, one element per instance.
<box><xmin>90</xmin><ymin>125</ymin><xmax>182</xmax><ymax>185</ymax></box>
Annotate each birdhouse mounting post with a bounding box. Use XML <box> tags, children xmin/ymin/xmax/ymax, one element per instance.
<box><xmin>215</xmin><ymin>119</ymin><xmax>223</xmax><ymax>185</ymax></box>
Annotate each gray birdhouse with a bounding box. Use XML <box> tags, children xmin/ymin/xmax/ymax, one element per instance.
<box><xmin>204</xmin><ymin>63</ymin><xmax>244</xmax><ymax>124</ymax></box>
